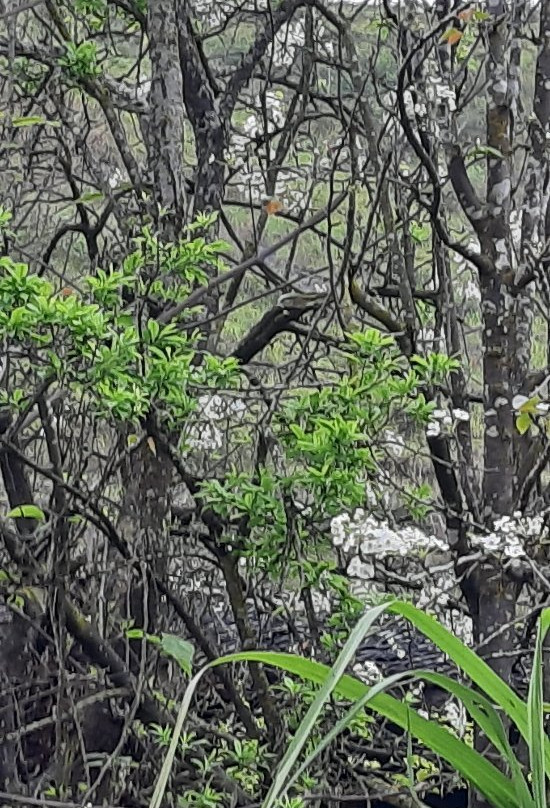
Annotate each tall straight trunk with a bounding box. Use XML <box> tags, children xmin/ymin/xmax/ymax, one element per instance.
<box><xmin>146</xmin><ymin>0</ymin><xmax>187</xmax><ymax>237</ymax></box>
<box><xmin>472</xmin><ymin>0</ymin><xmax>521</xmax><ymax>672</ymax></box>
<box><xmin>114</xmin><ymin>0</ymin><xmax>188</xmax><ymax>655</ymax></box>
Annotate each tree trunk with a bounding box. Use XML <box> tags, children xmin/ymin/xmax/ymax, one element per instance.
<box><xmin>146</xmin><ymin>0</ymin><xmax>188</xmax><ymax>237</ymax></box>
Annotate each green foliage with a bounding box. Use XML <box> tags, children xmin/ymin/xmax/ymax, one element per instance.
<box><xmin>516</xmin><ymin>411</ymin><xmax>533</xmax><ymax>435</ymax></box>
<box><xmin>59</xmin><ymin>41</ymin><xmax>102</xmax><ymax>80</ymax></box>
<box><xmin>0</xmin><ymin>207</ymin><xmax>13</xmax><ymax>233</ymax></box>
<box><xmin>150</xmin><ymin>634</ymin><xmax>195</xmax><ymax>677</ymax></box>
<box><xmin>151</xmin><ymin>602</ymin><xmax>550</xmax><ymax>808</ymax></box>
<box><xmin>73</xmin><ymin>0</ymin><xmax>107</xmax><ymax>29</ymax></box>
<box><xmin>127</xmin><ymin>629</ymin><xmax>195</xmax><ymax>676</ymax></box>
<box><xmin>411</xmin><ymin>353</ymin><xmax>460</xmax><ymax>385</ymax></box>
<box><xmin>225</xmin><ymin>738</ymin><xmax>263</xmax><ymax>793</ymax></box>
<box><xmin>1</xmin><ymin>229</ymin><xmax>463</xmax><ymax>804</ymax></box>
<box><xmin>11</xmin><ymin>115</ymin><xmax>60</xmax><ymax>129</ymax></box>
<box><xmin>402</xmin><ymin>483</ymin><xmax>433</xmax><ymax>521</ymax></box>
<box><xmin>409</xmin><ymin>220</ymin><xmax>431</xmax><ymax>244</ymax></box>
<box><xmin>178</xmin><ymin>785</ymin><xmax>224</xmax><ymax>808</ymax></box>
<box><xmin>200</xmin><ymin>327</ymin><xmax>440</xmax><ymax>572</ymax></box>
<box><xmin>7</xmin><ymin>504</ymin><xmax>45</xmax><ymax>521</ymax></box>
<box><xmin>10</xmin><ymin>56</ymin><xmax>49</xmax><ymax>93</ymax></box>
<box><xmin>0</xmin><ymin>233</ymin><xmax>233</xmax><ymax>429</ymax></box>
<box><xmin>468</xmin><ymin>144</ymin><xmax>504</xmax><ymax>161</ymax></box>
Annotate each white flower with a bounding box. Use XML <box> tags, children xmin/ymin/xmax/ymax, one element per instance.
<box><xmin>136</xmin><ymin>79</ymin><xmax>151</xmax><ymax>99</ymax></box>
<box><xmin>353</xmin><ymin>660</ymin><xmax>382</xmax><ymax>684</ymax></box>
<box><xmin>444</xmin><ymin>702</ymin><xmax>467</xmax><ymax>734</ymax></box>
<box><xmin>426</xmin><ymin>421</ymin><xmax>441</xmax><ymax>437</ymax></box>
<box><xmin>469</xmin><ymin>514</ymin><xmax>532</xmax><ymax>560</ymax></box>
<box><xmin>452</xmin><ymin>408</ymin><xmax>470</xmax><ymax>421</ymax></box>
<box><xmin>504</xmin><ymin>541</ymin><xmax>525</xmax><ymax>558</ymax></box>
<box><xmin>384</xmin><ymin>429</ymin><xmax>405</xmax><ymax>458</ymax></box>
<box><xmin>243</xmin><ymin>114</ymin><xmax>258</xmax><ymax>136</ymax></box>
<box><xmin>512</xmin><ymin>394</ymin><xmax>528</xmax><ymax>411</ymax></box>
<box><xmin>465</xmin><ymin>279</ymin><xmax>481</xmax><ymax>301</ymax></box>
<box><xmin>108</xmin><ymin>168</ymin><xmax>122</xmax><ymax>189</ymax></box>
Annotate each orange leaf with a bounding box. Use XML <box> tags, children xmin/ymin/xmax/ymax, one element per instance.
<box><xmin>263</xmin><ymin>198</ymin><xmax>284</xmax><ymax>216</ymax></box>
<box><xmin>442</xmin><ymin>27</ymin><xmax>463</xmax><ymax>45</ymax></box>
<box><xmin>458</xmin><ymin>9</ymin><xmax>474</xmax><ymax>22</ymax></box>
<box><xmin>60</xmin><ymin>287</ymin><xmax>75</xmax><ymax>297</ymax></box>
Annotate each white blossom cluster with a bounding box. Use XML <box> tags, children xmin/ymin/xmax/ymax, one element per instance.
<box><xmin>331</xmin><ymin>509</ymin><xmax>472</xmax><ymax>643</ymax></box>
<box><xmin>197</xmin><ymin>394</ymin><xmax>246</xmax><ymax>421</ymax></box>
<box><xmin>352</xmin><ymin>659</ymin><xmax>383</xmax><ymax>685</ymax></box>
<box><xmin>469</xmin><ymin>513</ymin><xmax>543</xmax><ymax>559</ymax></box>
<box><xmin>425</xmin><ymin>75</ymin><xmax>457</xmax><ymax>112</ymax></box>
<box><xmin>108</xmin><ymin>167</ymin><xmax>123</xmax><ymax>189</ymax></box>
<box><xmin>417</xmin><ymin>696</ymin><xmax>468</xmax><ymax>736</ymax></box>
<box><xmin>186</xmin><ymin>394</ymin><xmax>246</xmax><ymax>451</ymax></box>
<box><xmin>331</xmin><ymin>510</ymin><xmax>448</xmax><ymax>558</ymax></box>
<box><xmin>426</xmin><ymin>406</ymin><xmax>469</xmax><ymax>437</ymax></box>
<box><xmin>442</xmin><ymin>700</ymin><xmax>468</xmax><ymax>735</ymax></box>
<box><xmin>416</xmin><ymin>567</ymin><xmax>457</xmax><ymax>611</ymax></box>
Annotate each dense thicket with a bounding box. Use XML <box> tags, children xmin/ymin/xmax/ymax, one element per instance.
<box><xmin>1</xmin><ymin>2</ymin><xmax>550</xmax><ymax>807</ymax></box>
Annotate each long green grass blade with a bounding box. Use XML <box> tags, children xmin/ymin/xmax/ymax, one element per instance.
<box><xmin>282</xmin><ymin>670</ymin><xmax>417</xmax><ymax>798</ymax></box>
<box><xmin>420</xmin><ymin>672</ymin><xmax>534</xmax><ymax>808</ymax></box>
<box><xmin>150</xmin><ymin>600</ymin><xmax>550</xmax><ymax>808</ymax></box>
<box><xmin>216</xmin><ymin>651</ymin><xmax>520</xmax><ymax>808</ymax></box>
<box><xmin>148</xmin><ymin>666</ymin><xmax>210</xmax><ymax>808</ymax></box>
<box><xmin>388</xmin><ymin>601</ymin><xmax>550</xmax><ymax>770</ymax></box>
<box><xmin>528</xmin><ymin>608</ymin><xmax>550</xmax><ymax>808</ymax></box>
<box><xmin>259</xmin><ymin>600</ymin><xmax>392</xmax><ymax>808</ymax></box>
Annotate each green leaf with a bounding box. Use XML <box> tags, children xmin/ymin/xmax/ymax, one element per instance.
<box><xmin>441</xmin><ymin>27</ymin><xmax>463</xmax><ymax>45</ymax></box>
<box><xmin>158</xmin><ymin>634</ymin><xmax>194</xmax><ymax>676</ymax></box>
<box><xmin>528</xmin><ymin>608</ymin><xmax>550</xmax><ymax>808</ymax></box>
<box><xmin>148</xmin><ymin>663</ymin><xmax>211</xmax><ymax>808</ymax></box>
<box><xmin>284</xmin><ymin>668</ymin><xmax>419</xmax><ymax>796</ymax></box>
<box><xmin>126</xmin><ymin>628</ymin><xmax>145</xmax><ymax>639</ymax></box>
<box><xmin>409</xmin><ymin>220</ymin><xmax>430</xmax><ymax>244</ymax></box>
<box><xmin>387</xmin><ymin>602</ymin><xmax>550</xmax><ymax>770</ymax></box>
<box><xmin>11</xmin><ymin>115</ymin><xmax>60</xmax><ymax>128</ymax></box>
<box><xmin>514</xmin><ymin>395</ymin><xmax>541</xmax><ymax>415</ymax></box>
<box><xmin>262</xmin><ymin>601</ymin><xmax>392</xmax><ymax>808</ymax></box>
<box><xmin>7</xmin><ymin>504</ymin><xmax>45</xmax><ymax>521</ymax></box>
<box><xmin>74</xmin><ymin>191</ymin><xmax>105</xmax><ymax>204</ymax></box>
<box><xmin>516</xmin><ymin>412</ymin><xmax>532</xmax><ymax>435</ymax></box>
<box><xmin>468</xmin><ymin>145</ymin><xmax>504</xmax><ymax>160</ymax></box>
